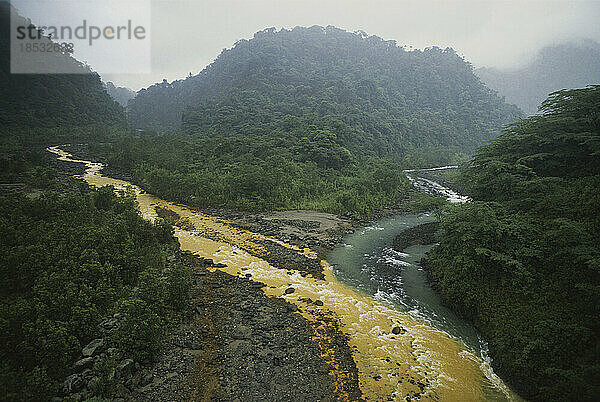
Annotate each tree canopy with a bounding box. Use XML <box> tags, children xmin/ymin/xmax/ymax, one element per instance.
<box><xmin>129</xmin><ymin>26</ymin><xmax>522</xmax><ymax>153</ymax></box>
<box><xmin>426</xmin><ymin>86</ymin><xmax>600</xmax><ymax>401</ymax></box>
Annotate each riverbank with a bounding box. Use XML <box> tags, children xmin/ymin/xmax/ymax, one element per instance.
<box><xmin>47</xmin><ymin>144</ymin><xmax>520</xmax><ymax>401</ymax></box>
<box><xmin>48</xmin><ymin>145</ymin><xmax>363</xmax><ymax>400</ymax></box>
<box><xmin>133</xmin><ymin>251</ymin><xmax>360</xmax><ymax>401</ymax></box>
<box><xmin>392</xmin><ymin>222</ymin><xmax>440</xmax><ymax>252</ymax></box>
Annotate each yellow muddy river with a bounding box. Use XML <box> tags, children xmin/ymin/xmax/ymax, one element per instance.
<box><xmin>48</xmin><ymin>146</ymin><xmax>521</xmax><ymax>401</ymax></box>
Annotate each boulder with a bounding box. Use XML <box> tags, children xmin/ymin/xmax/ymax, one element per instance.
<box><xmin>62</xmin><ymin>373</ymin><xmax>85</xmax><ymax>394</ymax></box>
<box><xmin>82</xmin><ymin>338</ymin><xmax>106</xmax><ymax>357</ymax></box>
<box><xmin>73</xmin><ymin>357</ymin><xmax>94</xmax><ymax>372</ymax></box>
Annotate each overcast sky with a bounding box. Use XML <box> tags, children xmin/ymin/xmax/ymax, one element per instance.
<box><xmin>28</xmin><ymin>0</ymin><xmax>600</xmax><ymax>90</ymax></box>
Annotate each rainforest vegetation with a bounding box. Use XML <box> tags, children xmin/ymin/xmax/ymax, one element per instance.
<box><xmin>1</xmin><ymin>6</ymin><xmax>190</xmax><ymax>400</ymax></box>
<box><xmin>3</xmin><ymin>2</ymin><xmax>598</xmax><ymax>400</ymax></box>
<box><xmin>98</xmin><ymin>26</ymin><xmax>522</xmax><ymax>216</ymax></box>
<box><xmin>128</xmin><ymin>26</ymin><xmax>521</xmax><ymax>150</ymax></box>
<box><xmin>0</xmin><ymin>3</ymin><xmax>126</xmax><ymax>142</ymax></box>
<box><xmin>426</xmin><ymin>86</ymin><xmax>600</xmax><ymax>401</ymax></box>
<box><xmin>0</xmin><ymin>188</ymin><xmax>190</xmax><ymax>400</ymax></box>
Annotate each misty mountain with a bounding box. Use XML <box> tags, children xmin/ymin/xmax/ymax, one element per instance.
<box><xmin>128</xmin><ymin>26</ymin><xmax>521</xmax><ymax>152</ymax></box>
<box><xmin>0</xmin><ymin>3</ymin><xmax>126</xmax><ymax>131</ymax></box>
<box><xmin>104</xmin><ymin>82</ymin><xmax>136</xmax><ymax>107</ymax></box>
<box><xmin>476</xmin><ymin>39</ymin><xmax>600</xmax><ymax>115</ymax></box>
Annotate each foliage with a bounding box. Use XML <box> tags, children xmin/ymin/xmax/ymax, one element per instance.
<box><xmin>129</xmin><ymin>26</ymin><xmax>521</xmax><ymax>153</ymax></box>
<box><xmin>0</xmin><ymin>3</ymin><xmax>127</xmax><ymax>130</ymax></box>
<box><xmin>427</xmin><ymin>86</ymin><xmax>600</xmax><ymax>401</ymax></box>
<box><xmin>0</xmin><ymin>188</ymin><xmax>190</xmax><ymax>401</ymax></box>
<box><xmin>93</xmin><ymin>134</ymin><xmax>413</xmax><ymax>217</ymax></box>
<box><xmin>111</xmin><ymin>26</ymin><xmax>522</xmax><ymax>216</ymax></box>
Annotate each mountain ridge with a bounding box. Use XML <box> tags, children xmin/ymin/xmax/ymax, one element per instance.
<box><xmin>476</xmin><ymin>39</ymin><xmax>600</xmax><ymax>115</ymax></box>
<box><xmin>128</xmin><ymin>25</ymin><xmax>522</xmax><ymax>153</ymax></box>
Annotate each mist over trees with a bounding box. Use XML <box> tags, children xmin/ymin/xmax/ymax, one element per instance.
<box><xmin>104</xmin><ymin>82</ymin><xmax>136</xmax><ymax>108</ymax></box>
<box><xmin>129</xmin><ymin>26</ymin><xmax>521</xmax><ymax>151</ymax></box>
<box><xmin>0</xmin><ymin>3</ymin><xmax>126</xmax><ymax>133</ymax></box>
<box><xmin>476</xmin><ymin>40</ymin><xmax>600</xmax><ymax>115</ymax></box>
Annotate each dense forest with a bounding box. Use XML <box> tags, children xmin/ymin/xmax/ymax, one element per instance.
<box><xmin>130</xmin><ymin>26</ymin><xmax>521</xmax><ymax>152</ymax></box>
<box><xmin>426</xmin><ymin>86</ymin><xmax>600</xmax><ymax>401</ymax></box>
<box><xmin>0</xmin><ymin>3</ymin><xmax>126</xmax><ymax>140</ymax></box>
<box><xmin>0</xmin><ymin>7</ymin><xmax>190</xmax><ymax>400</ymax></box>
<box><xmin>98</xmin><ymin>26</ymin><xmax>522</xmax><ymax>216</ymax></box>
<box><xmin>476</xmin><ymin>40</ymin><xmax>600</xmax><ymax>115</ymax></box>
<box><xmin>0</xmin><ymin>188</ymin><xmax>190</xmax><ymax>400</ymax></box>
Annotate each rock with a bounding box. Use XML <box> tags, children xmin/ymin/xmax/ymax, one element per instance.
<box><xmin>231</xmin><ymin>325</ymin><xmax>252</xmax><ymax>340</ymax></box>
<box><xmin>73</xmin><ymin>357</ymin><xmax>94</xmax><ymax>372</ymax></box>
<box><xmin>140</xmin><ymin>370</ymin><xmax>154</xmax><ymax>386</ymax></box>
<box><xmin>87</xmin><ymin>376</ymin><xmax>100</xmax><ymax>391</ymax></box>
<box><xmin>392</xmin><ymin>326</ymin><xmax>406</xmax><ymax>335</ymax></box>
<box><xmin>82</xmin><ymin>338</ymin><xmax>105</xmax><ymax>357</ymax></box>
<box><xmin>284</xmin><ymin>287</ymin><xmax>295</xmax><ymax>294</ymax></box>
<box><xmin>314</xmin><ymin>300</ymin><xmax>324</xmax><ymax>306</ymax></box>
<box><xmin>118</xmin><ymin>358</ymin><xmax>135</xmax><ymax>376</ymax></box>
<box><xmin>62</xmin><ymin>374</ymin><xmax>85</xmax><ymax>394</ymax></box>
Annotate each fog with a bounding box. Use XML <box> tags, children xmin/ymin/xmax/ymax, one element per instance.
<box><xmin>15</xmin><ymin>0</ymin><xmax>600</xmax><ymax>90</ymax></box>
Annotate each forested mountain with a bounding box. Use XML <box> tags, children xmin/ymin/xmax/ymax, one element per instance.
<box><xmin>0</xmin><ymin>3</ymin><xmax>126</xmax><ymax>133</ymax></box>
<box><xmin>129</xmin><ymin>26</ymin><xmax>521</xmax><ymax>152</ymax></box>
<box><xmin>104</xmin><ymin>82</ymin><xmax>136</xmax><ymax>107</ymax></box>
<box><xmin>426</xmin><ymin>86</ymin><xmax>600</xmax><ymax>401</ymax></box>
<box><xmin>476</xmin><ymin>40</ymin><xmax>600</xmax><ymax>115</ymax></box>
<box><xmin>108</xmin><ymin>26</ymin><xmax>521</xmax><ymax>215</ymax></box>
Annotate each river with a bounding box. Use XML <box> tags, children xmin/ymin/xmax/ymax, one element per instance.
<box><xmin>329</xmin><ymin>167</ymin><xmax>517</xmax><ymax>400</ymax></box>
<box><xmin>48</xmin><ymin>147</ymin><xmax>519</xmax><ymax>401</ymax></box>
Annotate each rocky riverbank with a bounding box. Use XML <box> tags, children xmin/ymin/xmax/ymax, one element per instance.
<box><xmin>50</xmin><ymin>145</ymin><xmax>362</xmax><ymax>401</ymax></box>
<box><xmin>133</xmin><ymin>252</ymin><xmax>361</xmax><ymax>401</ymax></box>
<box><xmin>392</xmin><ymin>222</ymin><xmax>440</xmax><ymax>252</ymax></box>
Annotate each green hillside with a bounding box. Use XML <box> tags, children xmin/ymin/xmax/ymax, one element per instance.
<box><xmin>0</xmin><ymin>2</ymin><xmax>126</xmax><ymax>139</ymax></box>
<box><xmin>130</xmin><ymin>26</ymin><xmax>521</xmax><ymax>153</ymax></box>
<box><xmin>426</xmin><ymin>86</ymin><xmax>600</xmax><ymax>401</ymax></box>
<box><xmin>99</xmin><ymin>26</ymin><xmax>522</xmax><ymax>216</ymax></box>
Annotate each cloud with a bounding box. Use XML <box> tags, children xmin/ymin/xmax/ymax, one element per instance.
<box><xmin>87</xmin><ymin>0</ymin><xmax>600</xmax><ymax>90</ymax></box>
